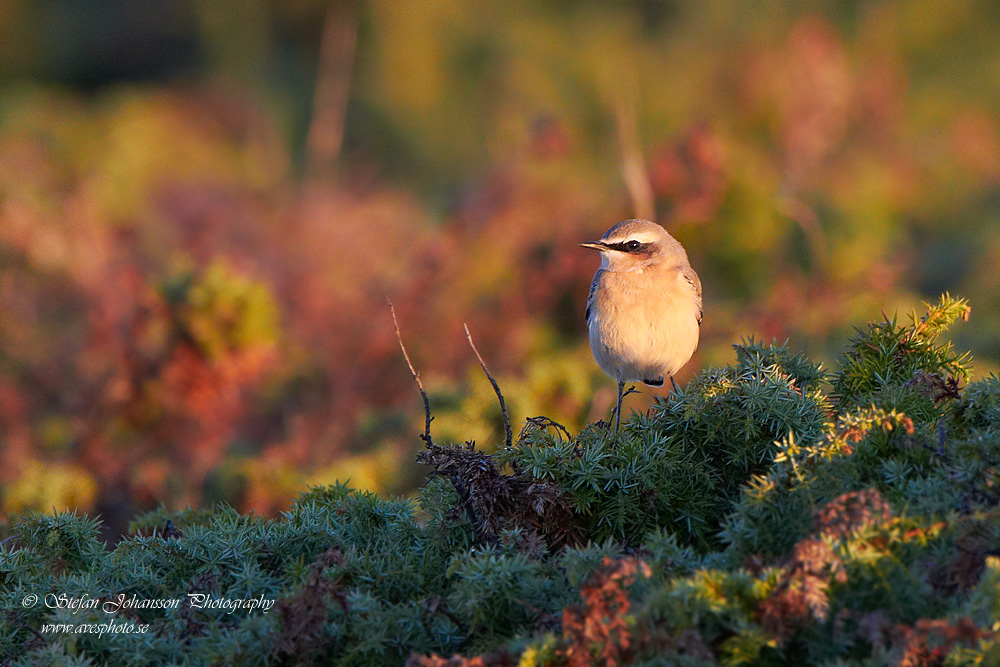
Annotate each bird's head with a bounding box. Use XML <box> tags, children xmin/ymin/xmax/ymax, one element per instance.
<box><xmin>579</xmin><ymin>219</ymin><xmax>685</xmax><ymax>271</ymax></box>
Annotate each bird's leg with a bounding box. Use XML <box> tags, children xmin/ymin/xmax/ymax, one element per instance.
<box><xmin>670</xmin><ymin>375</ymin><xmax>679</xmax><ymax>393</ymax></box>
<box><xmin>615</xmin><ymin>380</ymin><xmax>625</xmax><ymax>432</ymax></box>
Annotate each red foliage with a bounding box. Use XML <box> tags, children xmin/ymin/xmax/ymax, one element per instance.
<box><xmin>562</xmin><ymin>556</ymin><xmax>651</xmax><ymax>667</ymax></box>
<box><xmin>813</xmin><ymin>488</ymin><xmax>894</xmax><ymax>541</ymax></box>
<box><xmin>760</xmin><ymin>489</ymin><xmax>894</xmax><ymax>641</ymax></box>
<box><xmin>895</xmin><ymin>617</ymin><xmax>992</xmax><ymax>667</ymax></box>
<box><xmin>405</xmin><ymin>652</ymin><xmax>520</xmax><ymax>667</ymax></box>
<box><xmin>858</xmin><ymin>614</ymin><xmax>994</xmax><ymax>667</ymax></box>
<box><xmin>273</xmin><ymin>547</ymin><xmax>349</xmax><ymax>666</ymax></box>
<box><xmin>408</xmin><ymin>556</ymin><xmax>687</xmax><ymax>667</ymax></box>
<box><xmin>758</xmin><ymin>537</ymin><xmax>847</xmax><ymax>640</ymax></box>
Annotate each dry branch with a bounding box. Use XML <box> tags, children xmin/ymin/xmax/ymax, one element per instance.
<box><xmin>520</xmin><ymin>416</ymin><xmax>571</xmax><ymax>442</ymax></box>
<box><xmin>390</xmin><ymin>307</ymin><xmax>575</xmax><ymax>547</ymax></box>
<box><xmin>390</xmin><ymin>302</ymin><xmax>432</xmax><ymax>445</ymax></box>
<box><xmin>464</xmin><ymin>323</ymin><xmax>513</xmax><ymax>449</ymax></box>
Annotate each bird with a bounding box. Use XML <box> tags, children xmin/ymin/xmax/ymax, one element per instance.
<box><xmin>580</xmin><ymin>219</ymin><xmax>702</xmax><ymax>431</ymax></box>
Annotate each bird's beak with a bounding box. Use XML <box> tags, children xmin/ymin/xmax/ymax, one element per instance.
<box><xmin>579</xmin><ymin>242</ymin><xmax>606</xmax><ymax>251</ymax></box>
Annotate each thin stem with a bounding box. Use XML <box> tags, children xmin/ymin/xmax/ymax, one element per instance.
<box><xmin>390</xmin><ymin>301</ymin><xmax>432</xmax><ymax>445</ymax></box>
<box><xmin>464</xmin><ymin>324</ymin><xmax>513</xmax><ymax>449</ymax></box>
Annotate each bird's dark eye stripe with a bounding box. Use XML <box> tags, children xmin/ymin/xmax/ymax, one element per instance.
<box><xmin>607</xmin><ymin>241</ymin><xmax>645</xmax><ymax>252</ymax></box>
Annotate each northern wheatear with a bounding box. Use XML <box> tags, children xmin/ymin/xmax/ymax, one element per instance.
<box><xmin>581</xmin><ymin>219</ymin><xmax>702</xmax><ymax>431</ymax></box>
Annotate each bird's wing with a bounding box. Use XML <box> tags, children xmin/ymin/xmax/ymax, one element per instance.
<box><xmin>683</xmin><ymin>266</ymin><xmax>703</xmax><ymax>325</ymax></box>
<box><xmin>586</xmin><ymin>271</ymin><xmax>601</xmax><ymax>324</ymax></box>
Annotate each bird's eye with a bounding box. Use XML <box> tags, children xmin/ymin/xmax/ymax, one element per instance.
<box><xmin>626</xmin><ymin>240</ymin><xmax>641</xmax><ymax>251</ymax></box>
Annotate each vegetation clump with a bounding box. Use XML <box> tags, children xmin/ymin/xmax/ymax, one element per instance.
<box><xmin>3</xmin><ymin>295</ymin><xmax>1000</xmax><ymax>666</ymax></box>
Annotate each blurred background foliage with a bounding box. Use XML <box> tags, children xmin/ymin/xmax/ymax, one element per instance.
<box><xmin>1</xmin><ymin>0</ymin><xmax>998</xmax><ymax>538</ymax></box>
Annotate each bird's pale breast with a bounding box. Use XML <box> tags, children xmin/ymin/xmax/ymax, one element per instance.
<box><xmin>588</xmin><ymin>266</ymin><xmax>700</xmax><ymax>384</ymax></box>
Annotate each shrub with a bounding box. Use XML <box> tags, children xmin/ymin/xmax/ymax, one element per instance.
<box><xmin>2</xmin><ymin>295</ymin><xmax>999</xmax><ymax>666</ymax></box>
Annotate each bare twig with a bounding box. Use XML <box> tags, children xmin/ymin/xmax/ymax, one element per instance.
<box><xmin>464</xmin><ymin>323</ymin><xmax>513</xmax><ymax>449</ymax></box>
<box><xmin>520</xmin><ymin>416</ymin><xmax>571</xmax><ymax>442</ymax></box>
<box><xmin>390</xmin><ymin>302</ymin><xmax>432</xmax><ymax>445</ymax></box>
